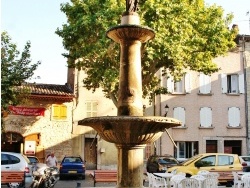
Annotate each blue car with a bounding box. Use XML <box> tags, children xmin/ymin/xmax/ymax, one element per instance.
<box><xmin>59</xmin><ymin>156</ymin><xmax>86</xmax><ymax>180</ymax></box>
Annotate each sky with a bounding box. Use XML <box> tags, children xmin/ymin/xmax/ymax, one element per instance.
<box><xmin>1</xmin><ymin>0</ymin><xmax>250</xmax><ymax>85</ymax></box>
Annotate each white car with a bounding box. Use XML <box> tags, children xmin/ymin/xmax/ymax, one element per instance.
<box><xmin>239</xmin><ymin>156</ymin><xmax>250</xmax><ymax>172</ymax></box>
<box><xmin>1</xmin><ymin>152</ymin><xmax>33</xmax><ymax>188</ymax></box>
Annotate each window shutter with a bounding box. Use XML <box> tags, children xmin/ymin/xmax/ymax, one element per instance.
<box><xmin>60</xmin><ymin>105</ymin><xmax>67</xmax><ymax>119</ymax></box>
<box><xmin>199</xmin><ymin>73</ymin><xmax>211</xmax><ymax>94</ymax></box>
<box><xmin>53</xmin><ymin>105</ymin><xmax>60</xmax><ymax>118</ymax></box>
<box><xmin>52</xmin><ymin>104</ymin><xmax>67</xmax><ymax>120</ymax></box>
<box><xmin>92</xmin><ymin>102</ymin><xmax>98</xmax><ymax>117</ymax></box>
<box><xmin>174</xmin><ymin>107</ymin><xmax>185</xmax><ymax>127</ymax></box>
<box><xmin>239</xmin><ymin>74</ymin><xmax>245</xmax><ymax>94</ymax></box>
<box><xmin>228</xmin><ymin>107</ymin><xmax>240</xmax><ymax>127</ymax></box>
<box><xmin>86</xmin><ymin>102</ymin><xmax>92</xmax><ymax>117</ymax></box>
<box><xmin>200</xmin><ymin>107</ymin><xmax>212</xmax><ymax>127</ymax></box>
<box><xmin>86</xmin><ymin>101</ymin><xmax>98</xmax><ymax>117</ymax></box>
<box><xmin>167</xmin><ymin>76</ymin><xmax>174</xmax><ymax>93</ymax></box>
<box><xmin>185</xmin><ymin>73</ymin><xmax>191</xmax><ymax>93</ymax></box>
<box><xmin>221</xmin><ymin>74</ymin><xmax>227</xmax><ymax>93</ymax></box>
<box><xmin>162</xmin><ymin>74</ymin><xmax>167</xmax><ymax>87</ymax></box>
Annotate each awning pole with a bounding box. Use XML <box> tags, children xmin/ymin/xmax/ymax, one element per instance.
<box><xmin>165</xmin><ymin>128</ymin><xmax>178</xmax><ymax>149</ymax></box>
<box><xmin>90</xmin><ymin>133</ymin><xmax>98</xmax><ymax>149</ymax></box>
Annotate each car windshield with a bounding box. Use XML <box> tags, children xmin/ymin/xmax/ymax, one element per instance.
<box><xmin>159</xmin><ymin>157</ymin><xmax>178</xmax><ymax>164</ymax></box>
<box><xmin>28</xmin><ymin>157</ymin><xmax>38</xmax><ymax>163</ymax></box>
<box><xmin>181</xmin><ymin>155</ymin><xmax>202</xmax><ymax>166</ymax></box>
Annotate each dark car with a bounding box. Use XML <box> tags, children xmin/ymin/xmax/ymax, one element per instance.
<box><xmin>146</xmin><ymin>155</ymin><xmax>179</xmax><ymax>173</ymax></box>
<box><xmin>59</xmin><ymin>156</ymin><xmax>86</xmax><ymax>180</ymax></box>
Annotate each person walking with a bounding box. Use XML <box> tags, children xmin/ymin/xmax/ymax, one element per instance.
<box><xmin>46</xmin><ymin>152</ymin><xmax>58</xmax><ymax>167</ymax></box>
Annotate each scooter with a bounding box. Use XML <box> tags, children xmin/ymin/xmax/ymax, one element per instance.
<box><xmin>29</xmin><ymin>163</ymin><xmax>59</xmax><ymax>188</ymax></box>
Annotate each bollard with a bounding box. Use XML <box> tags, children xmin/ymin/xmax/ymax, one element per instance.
<box><xmin>76</xmin><ymin>182</ymin><xmax>81</xmax><ymax>187</ymax></box>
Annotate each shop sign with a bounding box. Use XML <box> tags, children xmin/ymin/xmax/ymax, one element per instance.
<box><xmin>9</xmin><ymin>106</ymin><xmax>45</xmax><ymax>116</ymax></box>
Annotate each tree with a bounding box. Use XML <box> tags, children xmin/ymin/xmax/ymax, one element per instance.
<box><xmin>56</xmin><ymin>0</ymin><xmax>238</xmax><ymax>106</ymax></box>
<box><xmin>1</xmin><ymin>32</ymin><xmax>41</xmax><ymax>130</ymax></box>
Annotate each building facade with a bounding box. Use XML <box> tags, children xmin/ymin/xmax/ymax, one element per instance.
<box><xmin>155</xmin><ymin>35</ymin><xmax>250</xmax><ymax>158</ymax></box>
<box><xmin>2</xmin><ymin>84</ymin><xmax>75</xmax><ymax>162</ymax></box>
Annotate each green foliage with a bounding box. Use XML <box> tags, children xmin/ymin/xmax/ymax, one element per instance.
<box><xmin>56</xmin><ymin>0</ymin><xmax>237</xmax><ymax>104</ymax></box>
<box><xmin>1</xmin><ymin>32</ymin><xmax>40</xmax><ymax>130</ymax></box>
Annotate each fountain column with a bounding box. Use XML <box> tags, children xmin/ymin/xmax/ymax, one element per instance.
<box><xmin>106</xmin><ymin>12</ymin><xmax>155</xmax><ymax>187</ymax></box>
<box><xmin>79</xmin><ymin>6</ymin><xmax>181</xmax><ymax>188</ymax></box>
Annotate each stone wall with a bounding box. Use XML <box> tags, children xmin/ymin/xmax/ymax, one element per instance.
<box><xmin>3</xmin><ymin>99</ymin><xmax>74</xmax><ymax>162</ymax></box>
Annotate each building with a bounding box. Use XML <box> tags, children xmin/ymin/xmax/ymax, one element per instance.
<box><xmin>2</xmin><ymin>83</ymin><xmax>75</xmax><ymax>162</ymax></box>
<box><xmin>154</xmin><ymin>35</ymin><xmax>250</xmax><ymax>158</ymax></box>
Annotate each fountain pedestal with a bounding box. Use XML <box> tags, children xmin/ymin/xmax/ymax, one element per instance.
<box><xmin>79</xmin><ymin>12</ymin><xmax>181</xmax><ymax>188</ymax></box>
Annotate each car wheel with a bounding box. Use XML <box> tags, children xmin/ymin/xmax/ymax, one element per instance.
<box><xmin>82</xmin><ymin>175</ymin><xmax>85</xmax><ymax>180</ymax></box>
<box><xmin>8</xmin><ymin>182</ymin><xmax>23</xmax><ymax>188</ymax></box>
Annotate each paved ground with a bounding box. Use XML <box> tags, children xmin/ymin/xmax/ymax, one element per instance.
<box><xmin>53</xmin><ymin>170</ymin><xmax>230</xmax><ymax>188</ymax></box>
<box><xmin>1</xmin><ymin>170</ymin><xmax>230</xmax><ymax>188</ymax></box>
<box><xmin>54</xmin><ymin>170</ymin><xmax>116</xmax><ymax>188</ymax></box>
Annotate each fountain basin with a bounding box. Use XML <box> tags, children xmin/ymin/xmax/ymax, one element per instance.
<box><xmin>79</xmin><ymin>116</ymin><xmax>181</xmax><ymax>145</ymax></box>
<box><xmin>106</xmin><ymin>25</ymin><xmax>155</xmax><ymax>43</ymax></box>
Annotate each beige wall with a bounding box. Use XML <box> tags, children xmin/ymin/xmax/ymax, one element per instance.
<box><xmin>71</xmin><ymin>69</ymin><xmax>119</xmax><ymax>169</ymax></box>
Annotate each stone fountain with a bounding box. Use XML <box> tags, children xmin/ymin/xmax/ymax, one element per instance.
<box><xmin>78</xmin><ymin>1</ymin><xmax>181</xmax><ymax>187</ymax></box>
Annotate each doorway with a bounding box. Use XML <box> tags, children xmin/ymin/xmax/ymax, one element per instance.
<box><xmin>1</xmin><ymin>132</ymin><xmax>23</xmax><ymax>152</ymax></box>
<box><xmin>84</xmin><ymin>138</ymin><xmax>97</xmax><ymax>170</ymax></box>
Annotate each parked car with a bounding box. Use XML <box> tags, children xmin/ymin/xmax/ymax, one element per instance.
<box><xmin>146</xmin><ymin>154</ymin><xmax>180</xmax><ymax>173</ymax></box>
<box><xmin>59</xmin><ymin>156</ymin><xmax>86</xmax><ymax>180</ymax></box>
<box><xmin>167</xmin><ymin>153</ymin><xmax>243</xmax><ymax>179</ymax></box>
<box><xmin>1</xmin><ymin>151</ymin><xmax>33</xmax><ymax>188</ymax></box>
<box><xmin>27</xmin><ymin>155</ymin><xmax>40</xmax><ymax>164</ymax></box>
<box><xmin>239</xmin><ymin>156</ymin><xmax>250</xmax><ymax>172</ymax></box>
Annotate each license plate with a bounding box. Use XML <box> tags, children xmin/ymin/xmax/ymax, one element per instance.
<box><xmin>68</xmin><ymin>171</ymin><xmax>77</xmax><ymax>173</ymax></box>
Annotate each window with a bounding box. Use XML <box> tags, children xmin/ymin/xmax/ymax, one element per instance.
<box><xmin>1</xmin><ymin>154</ymin><xmax>9</xmax><ymax>165</ymax></box>
<box><xmin>52</xmin><ymin>104</ymin><xmax>67</xmax><ymax>120</ymax></box>
<box><xmin>199</xmin><ymin>73</ymin><xmax>211</xmax><ymax>94</ymax></box>
<box><xmin>218</xmin><ymin>155</ymin><xmax>234</xmax><ymax>166</ymax></box>
<box><xmin>221</xmin><ymin>74</ymin><xmax>244</xmax><ymax>94</ymax></box>
<box><xmin>175</xmin><ymin>142</ymin><xmax>198</xmax><ymax>159</ymax></box>
<box><xmin>228</xmin><ymin>107</ymin><xmax>240</xmax><ymax>127</ymax></box>
<box><xmin>200</xmin><ymin>107</ymin><xmax>212</xmax><ymax>127</ymax></box>
<box><xmin>167</xmin><ymin>74</ymin><xmax>191</xmax><ymax>94</ymax></box>
<box><xmin>195</xmin><ymin>155</ymin><xmax>216</xmax><ymax>167</ymax></box>
<box><xmin>9</xmin><ymin>155</ymin><xmax>20</xmax><ymax>164</ymax></box>
<box><xmin>86</xmin><ymin>101</ymin><xmax>98</xmax><ymax>117</ymax></box>
<box><xmin>174</xmin><ymin>77</ymin><xmax>185</xmax><ymax>93</ymax></box>
<box><xmin>173</xmin><ymin>107</ymin><xmax>185</xmax><ymax>127</ymax></box>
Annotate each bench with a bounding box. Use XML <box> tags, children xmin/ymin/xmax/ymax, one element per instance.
<box><xmin>1</xmin><ymin>171</ymin><xmax>25</xmax><ymax>185</ymax></box>
<box><xmin>91</xmin><ymin>170</ymin><xmax>117</xmax><ymax>187</ymax></box>
<box><xmin>210</xmin><ymin>170</ymin><xmax>242</xmax><ymax>187</ymax></box>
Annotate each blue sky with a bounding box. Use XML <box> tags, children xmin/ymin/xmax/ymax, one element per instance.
<box><xmin>1</xmin><ymin>0</ymin><xmax>250</xmax><ymax>85</ymax></box>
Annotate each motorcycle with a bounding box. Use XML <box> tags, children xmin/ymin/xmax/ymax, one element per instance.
<box><xmin>29</xmin><ymin>163</ymin><xmax>59</xmax><ymax>188</ymax></box>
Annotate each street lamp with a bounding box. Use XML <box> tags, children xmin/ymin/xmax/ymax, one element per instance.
<box><xmin>164</xmin><ymin>104</ymin><xmax>169</xmax><ymax>117</ymax></box>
